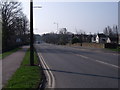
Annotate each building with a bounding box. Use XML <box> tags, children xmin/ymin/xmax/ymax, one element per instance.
<box><xmin>96</xmin><ymin>34</ymin><xmax>107</xmax><ymax>43</ymax></box>
<box><xmin>106</xmin><ymin>37</ymin><xmax>118</xmax><ymax>44</ymax></box>
<box><xmin>106</xmin><ymin>37</ymin><xmax>111</xmax><ymax>43</ymax></box>
<box><xmin>91</xmin><ymin>35</ymin><xmax>96</xmax><ymax>43</ymax></box>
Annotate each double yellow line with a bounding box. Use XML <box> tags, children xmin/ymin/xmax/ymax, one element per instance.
<box><xmin>38</xmin><ymin>53</ymin><xmax>55</xmax><ymax>88</ymax></box>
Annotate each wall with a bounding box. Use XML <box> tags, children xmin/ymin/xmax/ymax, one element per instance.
<box><xmin>68</xmin><ymin>43</ymin><xmax>104</xmax><ymax>48</ymax></box>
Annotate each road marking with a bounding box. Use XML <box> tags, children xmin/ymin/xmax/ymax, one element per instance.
<box><xmin>75</xmin><ymin>54</ymin><xmax>89</xmax><ymax>59</ymax></box>
<box><xmin>38</xmin><ymin>53</ymin><xmax>55</xmax><ymax>88</ymax></box>
<box><xmin>95</xmin><ymin>60</ymin><xmax>119</xmax><ymax>69</ymax></box>
<box><xmin>38</xmin><ymin>53</ymin><xmax>51</xmax><ymax>87</ymax></box>
<box><xmin>74</xmin><ymin>53</ymin><xmax>120</xmax><ymax>69</ymax></box>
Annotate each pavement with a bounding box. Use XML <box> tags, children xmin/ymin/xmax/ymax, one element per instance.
<box><xmin>35</xmin><ymin>43</ymin><xmax>119</xmax><ymax>88</ymax></box>
<box><xmin>2</xmin><ymin>46</ymin><xmax>29</xmax><ymax>88</ymax></box>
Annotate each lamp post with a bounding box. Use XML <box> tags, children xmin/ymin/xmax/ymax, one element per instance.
<box><xmin>30</xmin><ymin>0</ymin><xmax>34</xmax><ymax>66</ymax></box>
<box><xmin>54</xmin><ymin>22</ymin><xmax>59</xmax><ymax>33</ymax></box>
<box><xmin>30</xmin><ymin>0</ymin><xmax>42</xmax><ymax>66</ymax></box>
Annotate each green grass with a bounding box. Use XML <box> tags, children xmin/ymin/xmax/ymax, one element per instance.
<box><xmin>0</xmin><ymin>48</ymin><xmax>21</xmax><ymax>59</ymax></box>
<box><xmin>106</xmin><ymin>47</ymin><xmax>120</xmax><ymax>52</ymax></box>
<box><xmin>3</xmin><ymin>49</ymin><xmax>42</xmax><ymax>88</ymax></box>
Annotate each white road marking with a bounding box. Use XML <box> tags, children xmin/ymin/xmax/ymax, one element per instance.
<box><xmin>38</xmin><ymin>53</ymin><xmax>55</xmax><ymax>88</ymax></box>
<box><xmin>75</xmin><ymin>54</ymin><xmax>89</xmax><ymax>59</ymax></box>
<box><xmin>95</xmin><ymin>60</ymin><xmax>119</xmax><ymax>69</ymax></box>
<box><xmin>74</xmin><ymin>53</ymin><xmax>120</xmax><ymax>69</ymax></box>
<box><xmin>38</xmin><ymin>53</ymin><xmax>51</xmax><ymax>87</ymax></box>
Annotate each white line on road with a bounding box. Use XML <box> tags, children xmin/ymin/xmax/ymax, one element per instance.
<box><xmin>75</xmin><ymin>54</ymin><xmax>89</xmax><ymax>59</ymax></box>
<box><xmin>38</xmin><ymin>53</ymin><xmax>55</xmax><ymax>88</ymax></box>
<box><xmin>74</xmin><ymin>54</ymin><xmax>120</xmax><ymax>69</ymax></box>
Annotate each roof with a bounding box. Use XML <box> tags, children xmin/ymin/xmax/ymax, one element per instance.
<box><xmin>97</xmin><ymin>34</ymin><xmax>106</xmax><ymax>38</ymax></box>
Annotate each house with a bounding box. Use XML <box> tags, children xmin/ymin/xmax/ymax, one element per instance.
<box><xmin>106</xmin><ymin>37</ymin><xmax>118</xmax><ymax>44</ymax></box>
<box><xmin>106</xmin><ymin>37</ymin><xmax>111</xmax><ymax>43</ymax></box>
<box><xmin>86</xmin><ymin>35</ymin><xmax>92</xmax><ymax>43</ymax></box>
<box><xmin>91</xmin><ymin>35</ymin><xmax>96</xmax><ymax>43</ymax></box>
<box><xmin>96</xmin><ymin>33</ymin><xmax>107</xmax><ymax>43</ymax></box>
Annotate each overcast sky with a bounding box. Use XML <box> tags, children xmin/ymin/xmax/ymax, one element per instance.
<box><xmin>19</xmin><ymin>0</ymin><xmax>118</xmax><ymax>35</ymax></box>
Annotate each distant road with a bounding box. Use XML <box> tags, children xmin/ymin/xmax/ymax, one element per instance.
<box><xmin>35</xmin><ymin>43</ymin><xmax>119</xmax><ymax>88</ymax></box>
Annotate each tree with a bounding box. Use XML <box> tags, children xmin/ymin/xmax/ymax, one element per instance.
<box><xmin>42</xmin><ymin>28</ymin><xmax>73</xmax><ymax>45</ymax></box>
<box><xmin>58</xmin><ymin>28</ymin><xmax>69</xmax><ymax>45</ymax></box>
<box><xmin>1</xmin><ymin>1</ymin><xmax>30</xmax><ymax>51</ymax></box>
<box><xmin>114</xmin><ymin>25</ymin><xmax>119</xmax><ymax>44</ymax></box>
<box><xmin>72</xmin><ymin>37</ymin><xmax>79</xmax><ymax>44</ymax></box>
<box><xmin>103</xmin><ymin>25</ymin><xmax>119</xmax><ymax>44</ymax></box>
<box><xmin>59</xmin><ymin>28</ymin><xmax>67</xmax><ymax>34</ymax></box>
<box><xmin>103</xmin><ymin>26</ymin><xmax>113</xmax><ymax>36</ymax></box>
<box><xmin>103</xmin><ymin>27</ymin><xmax>109</xmax><ymax>36</ymax></box>
<box><xmin>74</xmin><ymin>29</ymin><xmax>86</xmax><ymax>45</ymax></box>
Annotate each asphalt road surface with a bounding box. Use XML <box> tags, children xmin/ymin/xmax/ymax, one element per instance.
<box><xmin>0</xmin><ymin>60</ymin><xmax>2</xmax><ymax>90</ymax></box>
<box><xmin>35</xmin><ymin>43</ymin><xmax>119</xmax><ymax>88</ymax></box>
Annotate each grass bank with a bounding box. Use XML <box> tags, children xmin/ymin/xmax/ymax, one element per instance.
<box><xmin>106</xmin><ymin>48</ymin><xmax>120</xmax><ymax>52</ymax></box>
<box><xmin>3</xmin><ymin>49</ymin><xmax>42</xmax><ymax>88</ymax></box>
<box><xmin>0</xmin><ymin>47</ymin><xmax>21</xmax><ymax>59</ymax></box>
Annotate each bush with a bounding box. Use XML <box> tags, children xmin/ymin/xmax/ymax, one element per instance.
<box><xmin>104</xmin><ymin>43</ymin><xmax>118</xmax><ymax>49</ymax></box>
<box><xmin>72</xmin><ymin>37</ymin><xmax>79</xmax><ymax>44</ymax></box>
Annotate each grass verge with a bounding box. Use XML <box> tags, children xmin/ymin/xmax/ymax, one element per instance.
<box><xmin>106</xmin><ymin>47</ymin><xmax>120</xmax><ymax>52</ymax></box>
<box><xmin>0</xmin><ymin>47</ymin><xmax>21</xmax><ymax>59</ymax></box>
<box><xmin>3</xmin><ymin>49</ymin><xmax>42</xmax><ymax>88</ymax></box>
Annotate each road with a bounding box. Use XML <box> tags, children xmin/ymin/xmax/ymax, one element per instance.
<box><xmin>0</xmin><ymin>60</ymin><xmax>2</xmax><ymax>90</ymax></box>
<box><xmin>35</xmin><ymin>43</ymin><xmax>119</xmax><ymax>88</ymax></box>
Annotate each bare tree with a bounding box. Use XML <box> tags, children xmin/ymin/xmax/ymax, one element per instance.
<box><xmin>1</xmin><ymin>1</ymin><xmax>30</xmax><ymax>51</ymax></box>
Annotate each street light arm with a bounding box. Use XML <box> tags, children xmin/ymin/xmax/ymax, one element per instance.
<box><xmin>54</xmin><ymin>22</ymin><xmax>59</xmax><ymax>34</ymax></box>
<box><xmin>33</xmin><ymin>6</ymin><xmax>42</xmax><ymax>8</ymax></box>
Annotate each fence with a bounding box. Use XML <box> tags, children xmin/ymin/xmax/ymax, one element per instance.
<box><xmin>68</xmin><ymin>43</ymin><xmax>104</xmax><ymax>48</ymax></box>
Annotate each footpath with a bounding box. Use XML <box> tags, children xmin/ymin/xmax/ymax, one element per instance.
<box><xmin>2</xmin><ymin>46</ymin><xmax>29</xmax><ymax>88</ymax></box>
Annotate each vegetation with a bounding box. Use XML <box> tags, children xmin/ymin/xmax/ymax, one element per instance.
<box><xmin>103</xmin><ymin>25</ymin><xmax>119</xmax><ymax>44</ymax></box>
<box><xmin>41</xmin><ymin>25</ymin><xmax>119</xmax><ymax>49</ymax></box>
<box><xmin>106</xmin><ymin>47</ymin><xmax>120</xmax><ymax>52</ymax></box>
<box><xmin>72</xmin><ymin>37</ymin><xmax>79</xmax><ymax>44</ymax></box>
<box><xmin>42</xmin><ymin>28</ymin><xmax>72</xmax><ymax>45</ymax></box>
<box><xmin>3</xmin><ymin>49</ymin><xmax>42</xmax><ymax>88</ymax></box>
<box><xmin>0</xmin><ymin>1</ymin><xmax>30</xmax><ymax>52</ymax></box>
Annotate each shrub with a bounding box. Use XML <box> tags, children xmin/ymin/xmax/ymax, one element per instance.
<box><xmin>104</xmin><ymin>43</ymin><xmax>118</xmax><ymax>49</ymax></box>
<box><xmin>72</xmin><ymin>37</ymin><xmax>80</xmax><ymax>44</ymax></box>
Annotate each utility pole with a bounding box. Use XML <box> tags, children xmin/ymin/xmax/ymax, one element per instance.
<box><xmin>30</xmin><ymin>0</ymin><xmax>34</xmax><ymax>66</ymax></box>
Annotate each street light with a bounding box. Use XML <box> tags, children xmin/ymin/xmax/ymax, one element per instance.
<box><xmin>54</xmin><ymin>22</ymin><xmax>59</xmax><ymax>34</ymax></box>
<box><xmin>30</xmin><ymin>0</ymin><xmax>34</xmax><ymax>66</ymax></box>
<box><xmin>30</xmin><ymin>0</ymin><xmax>42</xmax><ymax>66</ymax></box>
